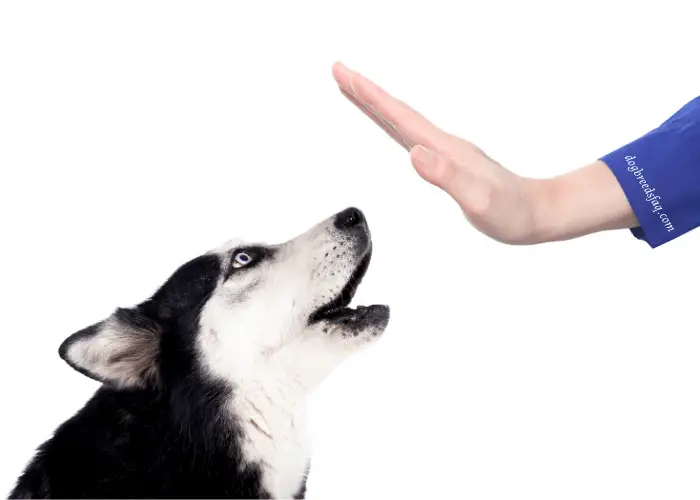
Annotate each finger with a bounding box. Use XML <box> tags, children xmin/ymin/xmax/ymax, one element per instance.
<box><xmin>332</xmin><ymin>61</ymin><xmax>354</xmax><ymax>90</ymax></box>
<box><xmin>340</xmin><ymin>89</ymin><xmax>414</xmax><ymax>150</ymax></box>
<box><xmin>335</xmin><ymin>63</ymin><xmax>456</xmax><ymax>152</ymax></box>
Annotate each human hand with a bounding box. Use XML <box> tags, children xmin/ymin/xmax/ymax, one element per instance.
<box><xmin>332</xmin><ymin>62</ymin><xmax>636</xmax><ymax>244</ymax></box>
<box><xmin>332</xmin><ymin>62</ymin><xmax>545</xmax><ymax>244</ymax></box>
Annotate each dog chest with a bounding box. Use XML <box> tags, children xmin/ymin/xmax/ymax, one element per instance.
<box><xmin>233</xmin><ymin>387</ymin><xmax>310</xmax><ymax>498</ymax></box>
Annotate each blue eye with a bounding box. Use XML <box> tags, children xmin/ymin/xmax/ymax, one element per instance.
<box><xmin>233</xmin><ymin>251</ymin><xmax>253</xmax><ymax>268</ymax></box>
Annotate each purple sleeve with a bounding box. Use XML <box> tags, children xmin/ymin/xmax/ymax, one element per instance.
<box><xmin>599</xmin><ymin>96</ymin><xmax>700</xmax><ymax>248</ymax></box>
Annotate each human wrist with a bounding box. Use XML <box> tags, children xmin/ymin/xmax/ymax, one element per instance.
<box><xmin>528</xmin><ymin>161</ymin><xmax>638</xmax><ymax>244</ymax></box>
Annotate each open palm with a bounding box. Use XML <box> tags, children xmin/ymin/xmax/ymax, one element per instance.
<box><xmin>332</xmin><ymin>62</ymin><xmax>543</xmax><ymax>244</ymax></box>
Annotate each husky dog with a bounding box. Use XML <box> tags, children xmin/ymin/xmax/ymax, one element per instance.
<box><xmin>9</xmin><ymin>207</ymin><xmax>389</xmax><ymax>499</ymax></box>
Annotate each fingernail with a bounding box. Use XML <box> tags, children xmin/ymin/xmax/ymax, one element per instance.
<box><xmin>348</xmin><ymin>76</ymin><xmax>361</xmax><ymax>99</ymax></box>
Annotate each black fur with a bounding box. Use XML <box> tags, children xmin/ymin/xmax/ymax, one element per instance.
<box><xmin>9</xmin><ymin>253</ymin><xmax>306</xmax><ymax>499</ymax></box>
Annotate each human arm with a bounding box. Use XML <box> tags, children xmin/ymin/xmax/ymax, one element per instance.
<box><xmin>333</xmin><ymin>62</ymin><xmax>700</xmax><ymax>247</ymax></box>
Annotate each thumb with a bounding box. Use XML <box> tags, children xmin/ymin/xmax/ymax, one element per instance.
<box><xmin>410</xmin><ymin>145</ymin><xmax>492</xmax><ymax>217</ymax></box>
<box><xmin>410</xmin><ymin>145</ymin><xmax>459</xmax><ymax>194</ymax></box>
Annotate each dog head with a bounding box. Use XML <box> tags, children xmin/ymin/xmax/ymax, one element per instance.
<box><xmin>59</xmin><ymin>207</ymin><xmax>389</xmax><ymax>392</ymax></box>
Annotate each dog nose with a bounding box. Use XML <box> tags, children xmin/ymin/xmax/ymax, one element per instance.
<box><xmin>334</xmin><ymin>207</ymin><xmax>365</xmax><ymax>230</ymax></box>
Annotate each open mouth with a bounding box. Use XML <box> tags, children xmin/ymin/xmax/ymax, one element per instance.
<box><xmin>309</xmin><ymin>250</ymin><xmax>381</xmax><ymax>324</ymax></box>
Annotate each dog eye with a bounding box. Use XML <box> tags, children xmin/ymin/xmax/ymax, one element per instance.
<box><xmin>232</xmin><ymin>251</ymin><xmax>253</xmax><ymax>268</ymax></box>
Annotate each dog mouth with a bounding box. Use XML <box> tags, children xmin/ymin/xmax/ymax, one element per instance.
<box><xmin>309</xmin><ymin>249</ymin><xmax>388</xmax><ymax>326</ymax></box>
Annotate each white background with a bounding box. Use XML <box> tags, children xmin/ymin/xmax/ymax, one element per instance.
<box><xmin>1</xmin><ymin>2</ymin><xmax>700</xmax><ymax>499</ymax></box>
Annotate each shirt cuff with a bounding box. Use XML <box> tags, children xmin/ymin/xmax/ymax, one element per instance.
<box><xmin>599</xmin><ymin>96</ymin><xmax>700</xmax><ymax>248</ymax></box>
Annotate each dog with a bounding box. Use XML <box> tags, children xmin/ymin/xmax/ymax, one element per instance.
<box><xmin>9</xmin><ymin>207</ymin><xmax>389</xmax><ymax>499</ymax></box>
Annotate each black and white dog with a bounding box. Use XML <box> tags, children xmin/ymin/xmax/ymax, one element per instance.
<box><xmin>9</xmin><ymin>207</ymin><xmax>389</xmax><ymax>499</ymax></box>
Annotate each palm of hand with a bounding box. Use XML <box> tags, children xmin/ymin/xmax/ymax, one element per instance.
<box><xmin>333</xmin><ymin>63</ymin><xmax>540</xmax><ymax>244</ymax></box>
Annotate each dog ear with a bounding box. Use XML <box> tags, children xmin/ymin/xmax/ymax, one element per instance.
<box><xmin>58</xmin><ymin>306</ymin><xmax>161</xmax><ymax>389</ymax></box>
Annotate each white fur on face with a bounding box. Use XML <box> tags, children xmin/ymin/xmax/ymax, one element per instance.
<box><xmin>196</xmin><ymin>213</ymin><xmax>383</xmax><ymax>498</ymax></box>
<box><xmin>198</xmin><ymin>214</ymin><xmax>374</xmax><ymax>383</ymax></box>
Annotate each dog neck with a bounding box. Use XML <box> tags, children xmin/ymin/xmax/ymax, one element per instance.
<box><xmin>232</xmin><ymin>367</ymin><xmax>311</xmax><ymax>499</ymax></box>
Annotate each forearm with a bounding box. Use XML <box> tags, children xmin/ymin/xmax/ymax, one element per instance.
<box><xmin>530</xmin><ymin>160</ymin><xmax>638</xmax><ymax>244</ymax></box>
<box><xmin>533</xmin><ymin>94</ymin><xmax>700</xmax><ymax>248</ymax></box>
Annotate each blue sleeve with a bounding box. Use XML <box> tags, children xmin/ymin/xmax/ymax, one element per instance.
<box><xmin>599</xmin><ymin>95</ymin><xmax>700</xmax><ymax>248</ymax></box>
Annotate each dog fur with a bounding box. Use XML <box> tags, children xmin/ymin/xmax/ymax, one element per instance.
<box><xmin>9</xmin><ymin>207</ymin><xmax>389</xmax><ymax>499</ymax></box>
